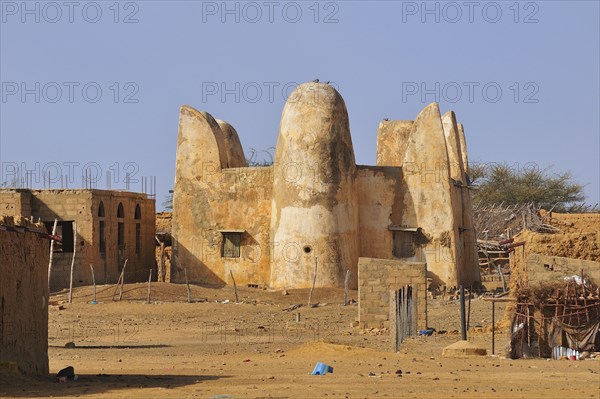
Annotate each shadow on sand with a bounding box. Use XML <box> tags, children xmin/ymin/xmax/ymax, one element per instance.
<box><xmin>0</xmin><ymin>373</ymin><xmax>228</xmax><ymax>397</ymax></box>
<box><xmin>48</xmin><ymin>344</ymin><xmax>171</xmax><ymax>349</ymax></box>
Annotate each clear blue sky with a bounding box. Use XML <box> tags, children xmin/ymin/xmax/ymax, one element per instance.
<box><xmin>1</xmin><ymin>1</ymin><xmax>599</xmax><ymax>210</ymax></box>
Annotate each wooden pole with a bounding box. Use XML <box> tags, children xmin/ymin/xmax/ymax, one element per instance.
<box><xmin>581</xmin><ymin>269</ymin><xmax>589</xmax><ymax>322</ymax></box>
<box><xmin>343</xmin><ymin>269</ymin><xmax>350</xmax><ymax>306</ymax></box>
<box><xmin>230</xmin><ymin>270</ymin><xmax>239</xmax><ymax>304</ymax></box>
<box><xmin>395</xmin><ymin>291</ymin><xmax>400</xmax><ymax>352</ymax></box>
<box><xmin>90</xmin><ymin>264</ymin><xmax>96</xmax><ymax>303</ymax></box>
<box><xmin>159</xmin><ymin>241</ymin><xmax>165</xmax><ymax>283</ymax></box>
<box><xmin>467</xmin><ymin>285</ymin><xmax>472</xmax><ymax>331</ymax></box>
<box><xmin>459</xmin><ymin>285</ymin><xmax>467</xmax><ymax>340</ymax></box>
<box><xmin>147</xmin><ymin>268</ymin><xmax>152</xmax><ymax>304</ymax></box>
<box><xmin>491</xmin><ymin>300</ymin><xmax>495</xmax><ymax>355</ymax></box>
<box><xmin>119</xmin><ymin>259</ymin><xmax>128</xmax><ymax>301</ymax></box>
<box><xmin>482</xmin><ymin>297</ymin><xmax>517</xmax><ymax>354</ymax></box>
<box><xmin>68</xmin><ymin>222</ymin><xmax>77</xmax><ymax>304</ymax></box>
<box><xmin>47</xmin><ymin>219</ymin><xmax>58</xmax><ymax>289</ymax></box>
<box><xmin>308</xmin><ymin>256</ymin><xmax>318</xmax><ymax>307</ymax></box>
<box><xmin>112</xmin><ymin>259</ymin><xmax>127</xmax><ymax>301</ymax></box>
<box><xmin>184</xmin><ymin>267</ymin><xmax>191</xmax><ymax>303</ymax></box>
<box><xmin>112</xmin><ymin>271</ymin><xmax>122</xmax><ymax>300</ymax></box>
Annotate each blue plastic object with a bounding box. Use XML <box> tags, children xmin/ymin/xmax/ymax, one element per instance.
<box><xmin>311</xmin><ymin>362</ymin><xmax>333</xmax><ymax>375</ymax></box>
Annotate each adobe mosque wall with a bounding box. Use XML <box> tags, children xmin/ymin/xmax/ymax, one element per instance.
<box><xmin>172</xmin><ymin>82</ymin><xmax>481</xmax><ymax>290</ymax></box>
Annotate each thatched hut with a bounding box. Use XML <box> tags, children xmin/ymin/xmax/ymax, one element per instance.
<box><xmin>507</xmin><ymin>252</ymin><xmax>600</xmax><ymax>359</ymax></box>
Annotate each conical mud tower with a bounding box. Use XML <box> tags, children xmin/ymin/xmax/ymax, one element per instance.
<box><xmin>269</xmin><ymin>82</ymin><xmax>360</xmax><ymax>289</ymax></box>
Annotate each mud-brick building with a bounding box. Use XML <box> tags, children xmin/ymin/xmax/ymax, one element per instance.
<box><xmin>0</xmin><ymin>217</ymin><xmax>50</xmax><ymax>376</ymax></box>
<box><xmin>0</xmin><ymin>189</ymin><xmax>155</xmax><ymax>291</ymax></box>
<box><xmin>171</xmin><ymin>82</ymin><xmax>481</xmax><ymax>291</ymax></box>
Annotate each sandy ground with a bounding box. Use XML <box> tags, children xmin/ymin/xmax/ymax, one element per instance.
<box><xmin>1</xmin><ymin>283</ymin><xmax>599</xmax><ymax>399</ymax></box>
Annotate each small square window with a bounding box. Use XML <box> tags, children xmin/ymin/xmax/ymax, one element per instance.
<box><xmin>393</xmin><ymin>231</ymin><xmax>424</xmax><ymax>262</ymax></box>
<box><xmin>221</xmin><ymin>232</ymin><xmax>241</xmax><ymax>258</ymax></box>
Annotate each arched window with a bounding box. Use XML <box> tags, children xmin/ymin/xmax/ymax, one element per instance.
<box><xmin>134</xmin><ymin>204</ymin><xmax>142</xmax><ymax>255</ymax></box>
<box><xmin>98</xmin><ymin>201</ymin><xmax>106</xmax><ymax>254</ymax></box>
<box><xmin>117</xmin><ymin>202</ymin><xmax>125</xmax><ymax>251</ymax></box>
<box><xmin>135</xmin><ymin>224</ymin><xmax>141</xmax><ymax>255</ymax></box>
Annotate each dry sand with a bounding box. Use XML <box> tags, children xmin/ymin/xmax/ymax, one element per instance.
<box><xmin>1</xmin><ymin>283</ymin><xmax>599</xmax><ymax>399</ymax></box>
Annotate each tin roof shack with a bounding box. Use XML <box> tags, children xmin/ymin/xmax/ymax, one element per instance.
<box><xmin>0</xmin><ymin>217</ymin><xmax>50</xmax><ymax>376</ymax></box>
<box><xmin>0</xmin><ymin>189</ymin><xmax>155</xmax><ymax>291</ymax></box>
<box><xmin>507</xmin><ymin>253</ymin><xmax>600</xmax><ymax>359</ymax></box>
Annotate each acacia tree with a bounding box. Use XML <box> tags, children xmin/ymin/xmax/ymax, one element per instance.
<box><xmin>470</xmin><ymin>162</ymin><xmax>585</xmax><ymax>211</ymax></box>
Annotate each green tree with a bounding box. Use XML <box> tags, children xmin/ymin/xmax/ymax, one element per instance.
<box><xmin>470</xmin><ymin>162</ymin><xmax>585</xmax><ymax>211</ymax></box>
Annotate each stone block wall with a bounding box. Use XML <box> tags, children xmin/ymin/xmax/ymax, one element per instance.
<box><xmin>358</xmin><ymin>257</ymin><xmax>427</xmax><ymax>329</ymax></box>
<box><xmin>0</xmin><ymin>189</ymin><xmax>156</xmax><ymax>291</ymax></box>
<box><xmin>0</xmin><ymin>189</ymin><xmax>32</xmax><ymax>218</ymax></box>
<box><xmin>0</xmin><ymin>221</ymin><xmax>49</xmax><ymax>376</ymax></box>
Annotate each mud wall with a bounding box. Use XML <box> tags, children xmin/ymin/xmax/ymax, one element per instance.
<box><xmin>0</xmin><ymin>225</ymin><xmax>49</xmax><ymax>376</ymax></box>
<box><xmin>513</xmin><ymin>252</ymin><xmax>600</xmax><ymax>288</ymax></box>
<box><xmin>441</xmin><ymin>111</ymin><xmax>480</xmax><ymax>286</ymax></box>
<box><xmin>356</xmin><ymin>166</ymin><xmax>403</xmax><ymax>259</ymax></box>
<box><xmin>172</xmin><ymin>162</ymin><xmax>273</xmax><ymax>286</ymax></box>
<box><xmin>270</xmin><ymin>82</ymin><xmax>360</xmax><ymax>289</ymax></box>
<box><xmin>172</xmin><ymin>83</ymin><xmax>482</xmax><ymax>290</ymax></box>
<box><xmin>375</xmin><ymin>105</ymin><xmax>481</xmax><ymax>289</ymax></box>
